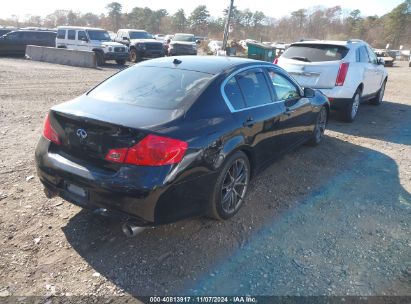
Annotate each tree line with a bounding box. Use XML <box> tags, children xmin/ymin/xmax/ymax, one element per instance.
<box><xmin>1</xmin><ymin>1</ymin><xmax>410</xmax><ymax>49</ymax></box>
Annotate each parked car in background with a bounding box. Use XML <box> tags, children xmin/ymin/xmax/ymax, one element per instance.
<box><xmin>0</xmin><ymin>30</ymin><xmax>56</xmax><ymax>56</ymax></box>
<box><xmin>375</xmin><ymin>50</ymin><xmax>395</xmax><ymax>67</ymax></box>
<box><xmin>208</xmin><ymin>40</ymin><xmax>223</xmax><ymax>54</ymax></box>
<box><xmin>107</xmin><ymin>31</ymin><xmax>116</xmax><ymax>41</ymax></box>
<box><xmin>275</xmin><ymin>39</ymin><xmax>388</xmax><ymax>122</ymax></box>
<box><xmin>35</xmin><ymin>56</ymin><xmax>329</xmax><ymax>230</ymax></box>
<box><xmin>0</xmin><ymin>28</ymin><xmax>16</xmax><ymax>37</ymax></box>
<box><xmin>168</xmin><ymin>33</ymin><xmax>199</xmax><ymax>56</ymax></box>
<box><xmin>56</xmin><ymin>26</ymin><xmax>128</xmax><ymax>65</ymax></box>
<box><xmin>114</xmin><ymin>29</ymin><xmax>164</xmax><ymax>62</ymax></box>
<box><xmin>154</xmin><ymin>34</ymin><xmax>165</xmax><ymax>41</ymax></box>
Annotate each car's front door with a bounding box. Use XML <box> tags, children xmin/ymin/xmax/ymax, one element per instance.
<box><xmin>265</xmin><ymin>67</ymin><xmax>314</xmax><ymax>145</ymax></box>
<box><xmin>223</xmin><ymin>67</ymin><xmax>284</xmax><ymax>164</ymax></box>
<box><xmin>365</xmin><ymin>45</ymin><xmax>384</xmax><ymax>94</ymax></box>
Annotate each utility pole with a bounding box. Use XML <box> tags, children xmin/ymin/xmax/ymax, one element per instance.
<box><xmin>223</xmin><ymin>0</ymin><xmax>234</xmax><ymax>51</ymax></box>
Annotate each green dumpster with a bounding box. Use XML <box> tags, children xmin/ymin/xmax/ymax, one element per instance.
<box><xmin>247</xmin><ymin>42</ymin><xmax>276</xmax><ymax>62</ymax></box>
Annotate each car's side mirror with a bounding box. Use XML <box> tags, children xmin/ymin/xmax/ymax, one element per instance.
<box><xmin>123</xmin><ymin>37</ymin><xmax>129</xmax><ymax>41</ymax></box>
<box><xmin>377</xmin><ymin>57</ymin><xmax>385</xmax><ymax>65</ymax></box>
<box><xmin>81</xmin><ymin>37</ymin><xmax>89</xmax><ymax>42</ymax></box>
<box><xmin>196</xmin><ymin>39</ymin><xmax>201</xmax><ymax>45</ymax></box>
<box><xmin>303</xmin><ymin>87</ymin><xmax>315</xmax><ymax>98</ymax></box>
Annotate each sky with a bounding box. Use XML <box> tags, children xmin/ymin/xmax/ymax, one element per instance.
<box><xmin>1</xmin><ymin>0</ymin><xmax>404</xmax><ymax>20</ymax></box>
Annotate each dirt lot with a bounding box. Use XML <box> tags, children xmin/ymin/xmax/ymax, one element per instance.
<box><xmin>0</xmin><ymin>58</ymin><xmax>410</xmax><ymax>298</ymax></box>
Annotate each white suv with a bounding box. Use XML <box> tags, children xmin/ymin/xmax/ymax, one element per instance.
<box><xmin>56</xmin><ymin>26</ymin><xmax>128</xmax><ymax>65</ymax></box>
<box><xmin>275</xmin><ymin>39</ymin><xmax>388</xmax><ymax>121</ymax></box>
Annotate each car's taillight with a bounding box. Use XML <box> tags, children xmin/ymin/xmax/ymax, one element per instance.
<box><xmin>42</xmin><ymin>113</ymin><xmax>61</xmax><ymax>145</ymax></box>
<box><xmin>273</xmin><ymin>58</ymin><xmax>279</xmax><ymax>64</ymax></box>
<box><xmin>335</xmin><ymin>62</ymin><xmax>349</xmax><ymax>86</ymax></box>
<box><xmin>105</xmin><ymin>134</ymin><xmax>188</xmax><ymax>166</ymax></box>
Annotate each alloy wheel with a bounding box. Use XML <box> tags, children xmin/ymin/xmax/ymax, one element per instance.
<box><xmin>315</xmin><ymin>107</ymin><xmax>327</xmax><ymax>142</ymax></box>
<box><xmin>221</xmin><ymin>159</ymin><xmax>249</xmax><ymax>214</ymax></box>
<box><xmin>351</xmin><ymin>93</ymin><xmax>360</xmax><ymax>119</ymax></box>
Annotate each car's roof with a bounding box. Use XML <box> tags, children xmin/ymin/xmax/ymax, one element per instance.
<box><xmin>57</xmin><ymin>26</ymin><xmax>105</xmax><ymax>31</ymax></box>
<box><xmin>175</xmin><ymin>33</ymin><xmax>194</xmax><ymax>36</ymax></box>
<box><xmin>137</xmin><ymin>56</ymin><xmax>268</xmax><ymax>75</ymax></box>
<box><xmin>119</xmin><ymin>29</ymin><xmax>148</xmax><ymax>32</ymax></box>
<box><xmin>291</xmin><ymin>39</ymin><xmax>367</xmax><ymax>47</ymax></box>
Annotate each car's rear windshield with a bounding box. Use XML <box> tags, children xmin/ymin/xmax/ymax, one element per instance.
<box><xmin>86</xmin><ymin>30</ymin><xmax>111</xmax><ymax>41</ymax></box>
<box><xmin>87</xmin><ymin>66</ymin><xmax>213</xmax><ymax>110</ymax></box>
<box><xmin>129</xmin><ymin>31</ymin><xmax>152</xmax><ymax>39</ymax></box>
<box><xmin>282</xmin><ymin>44</ymin><xmax>349</xmax><ymax>62</ymax></box>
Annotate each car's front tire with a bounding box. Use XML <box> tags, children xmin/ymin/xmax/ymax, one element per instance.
<box><xmin>370</xmin><ymin>80</ymin><xmax>386</xmax><ymax>105</ymax></box>
<box><xmin>307</xmin><ymin>106</ymin><xmax>328</xmax><ymax>146</ymax></box>
<box><xmin>208</xmin><ymin>151</ymin><xmax>250</xmax><ymax>220</ymax></box>
<box><xmin>341</xmin><ymin>89</ymin><xmax>361</xmax><ymax>122</ymax></box>
<box><xmin>129</xmin><ymin>49</ymin><xmax>141</xmax><ymax>63</ymax></box>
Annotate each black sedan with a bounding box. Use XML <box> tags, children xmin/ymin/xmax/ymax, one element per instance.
<box><xmin>35</xmin><ymin>56</ymin><xmax>329</xmax><ymax>229</ymax></box>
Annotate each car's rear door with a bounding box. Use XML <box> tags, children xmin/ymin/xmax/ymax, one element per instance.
<box><xmin>265</xmin><ymin>67</ymin><xmax>314</xmax><ymax>144</ymax></box>
<box><xmin>222</xmin><ymin>67</ymin><xmax>284</xmax><ymax>162</ymax></box>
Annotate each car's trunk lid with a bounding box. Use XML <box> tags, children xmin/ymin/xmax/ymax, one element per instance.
<box><xmin>278</xmin><ymin>58</ymin><xmax>341</xmax><ymax>89</ymax></box>
<box><xmin>49</xmin><ymin>95</ymin><xmax>184</xmax><ymax>169</ymax></box>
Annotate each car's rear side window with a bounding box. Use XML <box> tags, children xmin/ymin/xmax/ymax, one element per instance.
<box><xmin>67</xmin><ymin>30</ymin><xmax>75</xmax><ymax>40</ymax></box>
<box><xmin>282</xmin><ymin>44</ymin><xmax>349</xmax><ymax>62</ymax></box>
<box><xmin>57</xmin><ymin>29</ymin><xmax>66</xmax><ymax>39</ymax></box>
<box><xmin>236</xmin><ymin>70</ymin><xmax>273</xmax><ymax>108</ymax></box>
<box><xmin>224</xmin><ymin>78</ymin><xmax>246</xmax><ymax>110</ymax></box>
<box><xmin>88</xmin><ymin>66</ymin><xmax>213</xmax><ymax>110</ymax></box>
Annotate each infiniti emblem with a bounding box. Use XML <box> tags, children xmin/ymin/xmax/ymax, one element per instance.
<box><xmin>76</xmin><ymin>128</ymin><xmax>87</xmax><ymax>139</ymax></box>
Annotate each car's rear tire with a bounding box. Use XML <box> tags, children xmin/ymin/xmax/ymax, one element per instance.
<box><xmin>341</xmin><ymin>89</ymin><xmax>361</xmax><ymax>122</ymax></box>
<box><xmin>115</xmin><ymin>59</ymin><xmax>126</xmax><ymax>65</ymax></box>
<box><xmin>370</xmin><ymin>80</ymin><xmax>386</xmax><ymax>105</ymax></box>
<box><xmin>129</xmin><ymin>49</ymin><xmax>141</xmax><ymax>63</ymax></box>
<box><xmin>207</xmin><ymin>151</ymin><xmax>250</xmax><ymax>220</ymax></box>
<box><xmin>307</xmin><ymin>106</ymin><xmax>328</xmax><ymax>146</ymax></box>
<box><xmin>95</xmin><ymin>51</ymin><xmax>105</xmax><ymax>66</ymax></box>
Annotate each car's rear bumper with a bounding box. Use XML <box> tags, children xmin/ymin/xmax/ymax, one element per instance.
<box><xmin>316</xmin><ymin>86</ymin><xmax>355</xmax><ymax>110</ymax></box>
<box><xmin>35</xmin><ymin>137</ymin><xmax>217</xmax><ymax>225</ymax></box>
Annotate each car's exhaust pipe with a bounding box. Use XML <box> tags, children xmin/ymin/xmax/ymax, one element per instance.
<box><xmin>122</xmin><ymin>222</ymin><xmax>145</xmax><ymax>237</ymax></box>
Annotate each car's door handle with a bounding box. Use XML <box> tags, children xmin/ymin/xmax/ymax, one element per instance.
<box><xmin>243</xmin><ymin>117</ymin><xmax>255</xmax><ymax>128</ymax></box>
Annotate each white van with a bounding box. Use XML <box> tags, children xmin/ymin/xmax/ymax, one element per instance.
<box><xmin>56</xmin><ymin>26</ymin><xmax>128</xmax><ymax>65</ymax></box>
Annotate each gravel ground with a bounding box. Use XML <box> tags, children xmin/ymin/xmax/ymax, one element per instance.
<box><xmin>0</xmin><ymin>58</ymin><xmax>410</xmax><ymax>298</ymax></box>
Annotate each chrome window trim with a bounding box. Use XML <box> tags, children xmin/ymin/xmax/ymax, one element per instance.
<box><xmin>221</xmin><ymin>64</ymin><xmax>301</xmax><ymax>113</ymax></box>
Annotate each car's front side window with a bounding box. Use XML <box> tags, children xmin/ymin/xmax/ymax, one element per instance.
<box><xmin>77</xmin><ymin>31</ymin><xmax>87</xmax><ymax>40</ymax></box>
<box><xmin>366</xmin><ymin>46</ymin><xmax>378</xmax><ymax>65</ymax></box>
<box><xmin>267</xmin><ymin>69</ymin><xmax>300</xmax><ymax>101</ymax></box>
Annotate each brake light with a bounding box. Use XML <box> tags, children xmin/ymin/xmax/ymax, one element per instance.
<box><xmin>105</xmin><ymin>135</ymin><xmax>188</xmax><ymax>166</ymax></box>
<box><xmin>273</xmin><ymin>58</ymin><xmax>279</xmax><ymax>64</ymax></box>
<box><xmin>42</xmin><ymin>113</ymin><xmax>61</xmax><ymax>145</ymax></box>
<box><xmin>335</xmin><ymin>62</ymin><xmax>349</xmax><ymax>86</ymax></box>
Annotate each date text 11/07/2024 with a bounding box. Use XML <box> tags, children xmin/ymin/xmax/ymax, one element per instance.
<box><xmin>148</xmin><ymin>296</ymin><xmax>257</xmax><ymax>303</ymax></box>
